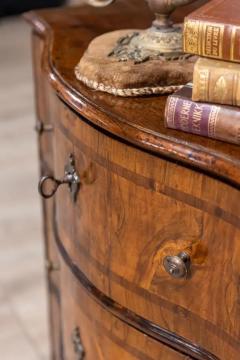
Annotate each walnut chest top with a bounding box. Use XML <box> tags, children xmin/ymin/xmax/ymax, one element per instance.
<box><xmin>25</xmin><ymin>0</ymin><xmax>240</xmax><ymax>188</ymax></box>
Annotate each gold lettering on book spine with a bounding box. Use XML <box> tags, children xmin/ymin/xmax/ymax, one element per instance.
<box><xmin>235</xmin><ymin>74</ymin><xmax>240</xmax><ymax>107</ymax></box>
<box><xmin>184</xmin><ymin>20</ymin><xmax>201</xmax><ymax>54</ymax></box>
<box><xmin>230</xmin><ymin>26</ymin><xmax>240</xmax><ymax>62</ymax></box>
<box><xmin>165</xmin><ymin>96</ymin><xmax>178</xmax><ymax>128</ymax></box>
<box><xmin>202</xmin><ymin>23</ymin><xmax>224</xmax><ymax>59</ymax></box>
<box><xmin>213</xmin><ymin>76</ymin><xmax>228</xmax><ymax>104</ymax></box>
<box><xmin>198</xmin><ymin>68</ymin><xmax>210</xmax><ymax>101</ymax></box>
<box><xmin>192</xmin><ymin>104</ymin><xmax>203</xmax><ymax>134</ymax></box>
<box><xmin>179</xmin><ymin>100</ymin><xmax>192</xmax><ymax>131</ymax></box>
<box><xmin>208</xmin><ymin>106</ymin><xmax>220</xmax><ymax>138</ymax></box>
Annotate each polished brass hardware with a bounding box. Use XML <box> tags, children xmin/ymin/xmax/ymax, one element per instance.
<box><xmin>35</xmin><ymin>120</ymin><xmax>53</xmax><ymax>134</ymax></box>
<box><xmin>72</xmin><ymin>327</ymin><xmax>85</xmax><ymax>360</ymax></box>
<box><xmin>38</xmin><ymin>154</ymin><xmax>80</xmax><ymax>201</ymax></box>
<box><xmin>163</xmin><ymin>252</ymin><xmax>191</xmax><ymax>279</ymax></box>
<box><xmin>45</xmin><ymin>260</ymin><xmax>60</xmax><ymax>272</ymax></box>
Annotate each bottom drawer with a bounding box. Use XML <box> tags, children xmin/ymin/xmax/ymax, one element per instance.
<box><xmin>59</xmin><ymin>259</ymin><xmax>189</xmax><ymax>360</ymax></box>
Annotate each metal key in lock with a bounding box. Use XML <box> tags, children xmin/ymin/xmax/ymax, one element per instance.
<box><xmin>38</xmin><ymin>153</ymin><xmax>80</xmax><ymax>202</ymax></box>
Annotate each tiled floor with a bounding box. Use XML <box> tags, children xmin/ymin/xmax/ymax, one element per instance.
<box><xmin>0</xmin><ymin>17</ymin><xmax>50</xmax><ymax>359</ymax></box>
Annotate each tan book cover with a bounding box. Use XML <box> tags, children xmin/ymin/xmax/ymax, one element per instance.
<box><xmin>184</xmin><ymin>0</ymin><xmax>240</xmax><ymax>62</ymax></box>
<box><xmin>192</xmin><ymin>57</ymin><xmax>240</xmax><ymax>106</ymax></box>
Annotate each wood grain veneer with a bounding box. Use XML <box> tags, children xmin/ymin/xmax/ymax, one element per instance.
<box><xmin>25</xmin><ymin>0</ymin><xmax>240</xmax><ymax>187</ymax></box>
<box><xmin>26</xmin><ymin>1</ymin><xmax>240</xmax><ymax>359</ymax></box>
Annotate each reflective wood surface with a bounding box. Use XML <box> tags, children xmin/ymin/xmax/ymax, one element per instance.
<box><xmin>26</xmin><ymin>1</ymin><xmax>240</xmax><ymax>359</ymax></box>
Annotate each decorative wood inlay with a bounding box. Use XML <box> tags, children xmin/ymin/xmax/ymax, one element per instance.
<box><xmin>57</xmin><ymin>119</ymin><xmax>240</xmax><ymax>229</ymax></box>
<box><xmin>26</xmin><ymin>2</ymin><xmax>240</xmax><ymax>359</ymax></box>
<box><xmin>53</xmin><ymin>201</ymin><xmax>218</xmax><ymax>360</ymax></box>
<box><xmin>24</xmin><ymin>1</ymin><xmax>240</xmax><ymax>187</ymax></box>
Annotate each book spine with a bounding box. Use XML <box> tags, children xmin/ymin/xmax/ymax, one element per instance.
<box><xmin>192</xmin><ymin>59</ymin><xmax>240</xmax><ymax>106</ymax></box>
<box><xmin>183</xmin><ymin>19</ymin><xmax>240</xmax><ymax>63</ymax></box>
<box><xmin>164</xmin><ymin>95</ymin><xmax>240</xmax><ymax>145</ymax></box>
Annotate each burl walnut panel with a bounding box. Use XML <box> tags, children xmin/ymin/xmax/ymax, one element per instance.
<box><xmin>59</xmin><ymin>260</ymin><xmax>188</xmax><ymax>360</ymax></box>
<box><xmin>26</xmin><ymin>1</ymin><xmax>240</xmax><ymax>360</ymax></box>
<box><xmin>53</xmin><ymin>98</ymin><xmax>240</xmax><ymax>360</ymax></box>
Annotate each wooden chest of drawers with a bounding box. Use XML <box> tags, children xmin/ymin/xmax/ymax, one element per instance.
<box><xmin>26</xmin><ymin>1</ymin><xmax>240</xmax><ymax>359</ymax></box>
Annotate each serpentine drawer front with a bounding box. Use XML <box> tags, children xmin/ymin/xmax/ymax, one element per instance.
<box><xmin>26</xmin><ymin>1</ymin><xmax>240</xmax><ymax>359</ymax></box>
<box><xmin>59</xmin><ymin>260</ymin><xmax>191</xmax><ymax>360</ymax></box>
<box><xmin>49</xmin><ymin>100</ymin><xmax>239</xmax><ymax>360</ymax></box>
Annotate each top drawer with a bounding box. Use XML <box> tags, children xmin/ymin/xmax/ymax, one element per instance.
<box><xmin>51</xmin><ymin>100</ymin><xmax>240</xmax><ymax>360</ymax></box>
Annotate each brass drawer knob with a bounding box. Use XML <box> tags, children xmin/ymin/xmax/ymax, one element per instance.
<box><xmin>163</xmin><ymin>252</ymin><xmax>191</xmax><ymax>279</ymax></box>
<box><xmin>38</xmin><ymin>154</ymin><xmax>80</xmax><ymax>202</ymax></box>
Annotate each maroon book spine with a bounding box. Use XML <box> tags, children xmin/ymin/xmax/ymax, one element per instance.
<box><xmin>164</xmin><ymin>85</ymin><xmax>240</xmax><ymax>146</ymax></box>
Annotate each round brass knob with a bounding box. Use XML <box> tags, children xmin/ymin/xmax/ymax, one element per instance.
<box><xmin>163</xmin><ymin>252</ymin><xmax>191</xmax><ymax>279</ymax></box>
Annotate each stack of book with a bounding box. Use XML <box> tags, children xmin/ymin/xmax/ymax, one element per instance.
<box><xmin>164</xmin><ymin>0</ymin><xmax>240</xmax><ymax>145</ymax></box>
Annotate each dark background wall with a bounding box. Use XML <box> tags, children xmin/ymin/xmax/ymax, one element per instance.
<box><xmin>0</xmin><ymin>0</ymin><xmax>66</xmax><ymax>16</ymax></box>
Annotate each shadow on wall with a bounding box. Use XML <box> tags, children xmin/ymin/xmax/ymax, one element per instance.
<box><xmin>0</xmin><ymin>0</ymin><xmax>66</xmax><ymax>17</ymax></box>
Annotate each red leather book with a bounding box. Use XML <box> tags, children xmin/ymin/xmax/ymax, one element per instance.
<box><xmin>164</xmin><ymin>84</ymin><xmax>240</xmax><ymax>145</ymax></box>
<box><xmin>184</xmin><ymin>0</ymin><xmax>240</xmax><ymax>63</ymax></box>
